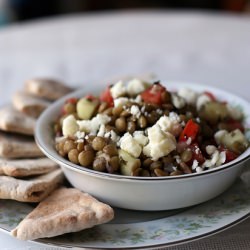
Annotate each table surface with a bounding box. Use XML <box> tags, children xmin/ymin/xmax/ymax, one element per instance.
<box><xmin>0</xmin><ymin>10</ymin><xmax>250</xmax><ymax>250</ymax></box>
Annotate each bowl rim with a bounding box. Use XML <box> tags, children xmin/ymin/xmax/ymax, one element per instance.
<box><xmin>35</xmin><ymin>81</ymin><xmax>250</xmax><ymax>181</ymax></box>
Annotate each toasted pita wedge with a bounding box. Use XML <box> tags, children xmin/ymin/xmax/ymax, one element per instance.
<box><xmin>12</xmin><ymin>91</ymin><xmax>50</xmax><ymax>118</ymax></box>
<box><xmin>0</xmin><ymin>169</ymin><xmax>64</xmax><ymax>202</ymax></box>
<box><xmin>0</xmin><ymin>106</ymin><xmax>35</xmax><ymax>135</ymax></box>
<box><xmin>0</xmin><ymin>132</ymin><xmax>43</xmax><ymax>159</ymax></box>
<box><xmin>0</xmin><ymin>158</ymin><xmax>58</xmax><ymax>177</ymax></box>
<box><xmin>25</xmin><ymin>78</ymin><xmax>72</xmax><ymax>101</ymax></box>
<box><xmin>11</xmin><ymin>187</ymin><xmax>114</xmax><ymax>240</ymax></box>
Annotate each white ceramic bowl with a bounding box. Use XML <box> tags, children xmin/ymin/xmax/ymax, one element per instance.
<box><xmin>35</xmin><ymin>82</ymin><xmax>250</xmax><ymax>211</ymax></box>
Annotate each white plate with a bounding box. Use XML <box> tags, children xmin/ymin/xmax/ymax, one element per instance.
<box><xmin>1</xmin><ymin>165</ymin><xmax>250</xmax><ymax>249</ymax></box>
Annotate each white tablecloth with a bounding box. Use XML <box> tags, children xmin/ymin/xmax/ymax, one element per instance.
<box><xmin>0</xmin><ymin>10</ymin><xmax>250</xmax><ymax>250</ymax></box>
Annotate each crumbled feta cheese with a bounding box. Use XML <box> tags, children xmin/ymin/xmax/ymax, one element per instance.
<box><xmin>114</xmin><ymin>97</ymin><xmax>129</xmax><ymax>107</ymax></box>
<box><xmin>178</xmin><ymin>87</ymin><xmax>198</xmax><ymax>105</ymax></box>
<box><xmin>191</xmin><ymin>159</ymin><xmax>199</xmax><ymax>170</ymax></box>
<box><xmin>133</xmin><ymin>131</ymin><xmax>148</xmax><ymax>146</ymax></box>
<box><xmin>196</xmin><ymin>94</ymin><xmax>211</xmax><ymax>110</ymax></box>
<box><xmin>62</xmin><ymin>115</ymin><xmax>79</xmax><ymax>137</ymax></box>
<box><xmin>119</xmin><ymin>132</ymin><xmax>142</xmax><ymax>158</ymax></box>
<box><xmin>130</xmin><ymin>105</ymin><xmax>141</xmax><ymax>118</ymax></box>
<box><xmin>206</xmin><ymin>145</ymin><xmax>217</xmax><ymax>155</ymax></box>
<box><xmin>143</xmin><ymin>124</ymin><xmax>176</xmax><ymax>160</ymax></box>
<box><xmin>174</xmin><ymin>155</ymin><xmax>181</xmax><ymax>164</ymax></box>
<box><xmin>77</xmin><ymin>114</ymin><xmax>110</xmax><ymax>135</ymax></box>
<box><xmin>97</xmin><ymin>124</ymin><xmax>106</xmax><ymax>137</ymax></box>
<box><xmin>127</xmin><ymin>78</ymin><xmax>146</xmax><ymax>96</ymax></box>
<box><xmin>169</xmin><ymin>112</ymin><xmax>181</xmax><ymax>123</ymax></box>
<box><xmin>227</xmin><ymin>104</ymin><xmax>243</xmax><ymax>120</ymax></box>
<box><xmin>214</xmin><ymin>130</ymin><xmax>227</xmax><ymax>145</ymax></box>
<box><xmin>110</xmin><ymin>80</ymin><xmax>126</xmax><ymax>98</ymax></box>
<box><xmin>186</xmin><ymin>137</ymin><xmax>192</xmax><ymax>145</ymax></box>
<box><xmin>104</xmin><ymin>130</ymin><xmax>120</xmax><ymax>143</ymax></box>
<box><xmin>203</xmin><ymin>149</ymin><xmax>226</xmax><ymax>168</ymax></box>
<box><xmin>134</xmin><ymin>95</ymin><xmax>142</xmax><ymax>103</ymax></box>
<box><xmin>196</xmin><ymin>166</ymin><xmax>203</xmax><ymax>173</ymax></box>
<box><xmin>74</xmin><ymin>131</ymin><xmax>85</xmax><ymax>139</ymax></box>
<box><xmin>156</xmin><ymin>113</ymin><xmax>182</xmax><ymax>136</ymax></box>
<box><xmin>171</xmin><ymin>93</ymin><xmax>186</xmax><ymax>109</ymax></box>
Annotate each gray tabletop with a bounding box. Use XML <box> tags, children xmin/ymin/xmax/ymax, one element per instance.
<box><xmin>0</xmin><ymin>10</ymin><xmax>250</xmax><ymax>250</ymax></box>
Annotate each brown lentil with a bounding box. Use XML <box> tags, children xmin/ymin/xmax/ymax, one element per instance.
<box><xmin>170</xmin><ymin>170</ymin><xmax>183</xmax><ymax>176</ymax></box>
<box><xmin>112</xmin><ymin>105</ymin><xmax>123</xmax><ymax>116</ymax></box>
<box><xmin>115</xmin><ymin>117</ymin><xmax>127</xmax><ymax>132</ymax></box>
<box><xmin>77</xmin><ymin>142</ymin><xmax>85</xmax><ymax>151</ymax></box>
<box><xmin>120</xmin><ymin>110</ymin><xmax>130</xmax><ymax>117</ymax></box>
<box><xmin>127</xmin><ymin>121</ymin><xmax>136</xmax><ymax>133</ymax></box>
<box><xmin>179</xmin><ymin>162</ymin><xmax>192</xmax><ymax>174</ymax></box>
<box><xmin>150</xmin><ymin>161</ymin><xmax>162</xmax><ymax>170</ymax></box>
<box><xmin>103</xmin><ymin>107</ymin><xmax>113</xmax><ymax>116</ymax></box>
<box><xmin>103</xmin><ymin>144</ymin><xmax>118</xmax><ymax>157</ymax></box>
<box><xmin>138</xmin><ymin>115</ymin><xmax>147</xmax><ymax>128</ymax></box>
<box><xmin>92</xmin><ymin>136</ymin><xmax>107</xmax><ymax>151</ymax></box>
<box><xmin>154</xmin><ymin>168</ymin><xmax>169</xmax><ymax>177</ymax></box>
<box><xmin>63</xmin><ymin>139</ymin><xmax>76</xmax><ymax>154</ymax></box>
<box><xmin>78</xmin><ymin>150</ymin><xmax>95</xmax><ymax>167</ymax></box>
<box><xmin>93</xmin><ymin>157</ymin><xmax>106</xmax><ymax>172</ymax></box>
<box><xmin>68</xmin><ymin>149</ymin><xmax>79</xmax><ymax>164</ymax></box>
<box><xmin>142</xmin><ymin>158</ymin><xmax>153</xmax><ymax>169</ymax></box>
<box><xmin>98</xmin><ymin>102</ymin><xmax>108</xmax><ymax>113</ymax></box>
<box><xmin>141</xmin><ymin>169</ymin><xmax>150</xmax><ymax>177</ymax></box>
<box><xmin>109</xmin><ymin>156</ymin><xmax>120</xmax><ymax>172</ymax></box>
<box><xmin>180</xmin><ymin>149</ymin><xmax>192</xmax><ymax>163</ymax></box>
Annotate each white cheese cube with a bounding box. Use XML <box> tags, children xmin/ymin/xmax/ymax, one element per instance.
<box><xmin>133</xmin><ymin>131</ymin><xmax>148</xmax><ymax>146</ymax></box>
<box><xmin>119</xmin><ymin>133</ymin><xmax>142</xmax><ymax>158</ymax></box>
<box><xmin>143</xmin><ymin>125</ymin><xmax>176</xmax><ymax>160</ymax></box>
<box><xmin>62</xmin><ymin>115</ymin><xmax>79</xmax><ymax>137</ymax></box>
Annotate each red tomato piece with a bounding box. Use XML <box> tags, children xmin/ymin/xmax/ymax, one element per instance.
<box><xmin>218</xmin><ymin>146</ymin><xmax>238</xmax><ymax>163</ymax></box>
<box><xmin>189</xmin><ymin>143</ymin><xmax>205</xmax><ymax>164</ymax></box>
<box><xmin>65</xmin><ymin>98</ymin><xmax>78</xmax><ymax>104</ymax></box>
<box><xmin>85</xmin><ymin>94</ymin><xmax>98</xmax><ymax>101</ymax></box>
<box><xmin>227</xmin><ymin>119</ymin><xmax>245</xmax><ymax>132</ymax></box>
<box><xmin>141</xmin><ymin>82</ymin><xmax>166</xmax><ymax>105</ymax></box>
<box><xmin>100</xmin><ymin>86</ymin><xmax>114</xmax><ymax>107</ymax></box>
<box><xmin>179</xmin><ymin>119</ymin><xmax>200</xmax><ymax>143</ymax></box>
<box><xmin>204</xmin><ymin>91</ymin><xmax>216</xmax><ymax>101</ymax></box>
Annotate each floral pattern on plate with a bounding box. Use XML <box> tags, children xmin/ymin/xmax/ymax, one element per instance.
<box><xmin>0</xmin><ymin>166</ymin><xmax>250</xmax><ymax>249</ymax></box>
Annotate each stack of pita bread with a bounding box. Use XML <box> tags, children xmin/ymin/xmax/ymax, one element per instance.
<box><xmin>0</xmin><ymin>78</ymin><xmax>114</xmax><ymax>241</ymax></box>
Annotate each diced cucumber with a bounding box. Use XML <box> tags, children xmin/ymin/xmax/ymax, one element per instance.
<box><xmin>118</xmin><ymin>149</ymin><xmax>141</xmax><ymax>176</ymax></box>
<box><xmin>76</xmin><ymin>98</ymin><xmax>98</xmax><ymax>120</ymax></box>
